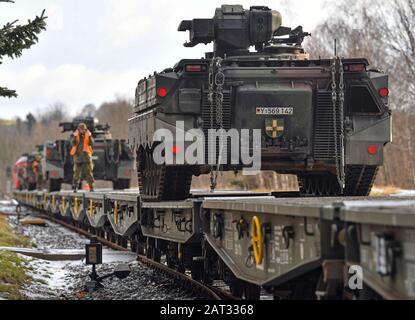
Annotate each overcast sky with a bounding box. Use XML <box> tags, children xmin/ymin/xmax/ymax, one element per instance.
<box><xmin>0</xmin><ymin>0</ymin><xmax>329</xmax><ymax>119</ymax></box>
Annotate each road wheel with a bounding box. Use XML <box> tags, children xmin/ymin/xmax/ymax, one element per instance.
<box><xmin>297</xmin><ymin>166</ymin><xmax>378</xmax><ymax>197</ymax></box>
<box><xmin>229</xmin><ymin>278</ymin><xmax>244</xmax><ymax>298</ymax></box>
<box><xmin>244</xmin><ymin>282</ymin><xmax>261</xmax><ymax>300</ymax></box>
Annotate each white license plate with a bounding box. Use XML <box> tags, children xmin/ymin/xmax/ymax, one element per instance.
<box><xmin>256</xmin><ymin>107</ymin><xmax>294</xmax><ymax>115</ymax></box>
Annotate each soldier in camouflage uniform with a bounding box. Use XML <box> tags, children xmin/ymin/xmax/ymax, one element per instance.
<box><xmin>17</xmin><ymin>167</ymin><xmax>25</xmax><ymax>191</ymax></box>
<box><xmin>33</xmin><ymin>154</ymin><xmax>43</xmax><ymax>190</ymax></box>
<box><xmin>70</xmin><ymin>123</ymin><xmax>95</xmax><ymax>192</ymax></box>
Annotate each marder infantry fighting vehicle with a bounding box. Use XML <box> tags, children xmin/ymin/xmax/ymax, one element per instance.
<box><xmin>43</xmin><ymin>116</ymin><xmax>134</xmax><ymax>191</ymax></box>
<box><xmin>129</xmin><ymin>5</ymin><xmax>391</xmax><ymax>201</ymax></box>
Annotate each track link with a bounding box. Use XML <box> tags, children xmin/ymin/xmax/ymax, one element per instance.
<box><xmin>343</xmin><ymin>165</ymin><xmax>378</xmax><ymax>196</ymax></box>
<box><xmin>137</xmin><ymin>147</ymin><xmax>193</xmax><ymax>201</ymax></box>
<box><xmin>298</xmin><ymin>165</ymin><xmax>379</xmax><ymax>197</ymax></box>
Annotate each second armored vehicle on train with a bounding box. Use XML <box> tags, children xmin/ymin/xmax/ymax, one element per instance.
<box><xmin>129</xmin><ymin>5</ymin><xmax>391</xmax><ymax>200</ymax></box>
<box><xmin>43</xmin><ymin>116</ymin><xmax>134</xmax><ymax>191</ymax></box>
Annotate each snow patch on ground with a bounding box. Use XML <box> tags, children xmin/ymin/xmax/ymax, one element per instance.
<box><xmin>392</xmin><ymin>189</ymin><xmax>415</xmax><ymax>197</ymax></box>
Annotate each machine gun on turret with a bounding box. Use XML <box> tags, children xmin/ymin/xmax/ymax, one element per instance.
<box><xmin>271</xmin><ymin>26</ymin><xmax>311</xmax><ymax>45</ymax></box>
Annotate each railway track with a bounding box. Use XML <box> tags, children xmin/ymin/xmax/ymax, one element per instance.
<box><xmin>36</xmin><ymin>212</ymin><xmax>235</xmax><ymax>300</ymax></box>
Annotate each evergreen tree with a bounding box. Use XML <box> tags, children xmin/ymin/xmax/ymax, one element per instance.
<box><xmin>0</xmin><ymin>0</ymin><xmax>47</xmax><ymax>98</ymax></box>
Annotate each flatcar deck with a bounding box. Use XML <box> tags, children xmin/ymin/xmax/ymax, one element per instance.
<box><xmin>13</xmin><ymin>189</ymin><xmax>415</xmax><ymax>300</ymax></box>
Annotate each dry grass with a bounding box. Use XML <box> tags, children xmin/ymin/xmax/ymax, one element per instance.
<box><xmin>0</xmin><ymin>215</ymin><xmax>31</xmax><ymax>247</ymax></box>
<box><xmin>370</xmin><ymin>186</ymin><xmax>402</xmax><ymax>197</ymax></box>
<box><xmin>0</xmin><ymin>215</ymin><xmax>32</xmax><ymax>299</ymax></box>
<box><xmin>0</xmin><ymin>251</ymin><xmax>30</xmax><ymax>299</ymax></box>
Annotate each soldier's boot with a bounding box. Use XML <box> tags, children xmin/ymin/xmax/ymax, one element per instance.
<box><xmin>89</xmin><ymin>184</ymin><xmax>94</xmax><ymax>192</ymax></box>
<box><xmin>72</xmin><ymin>184</ymin><xmax>78</xmax><ymax>193</ymax></box>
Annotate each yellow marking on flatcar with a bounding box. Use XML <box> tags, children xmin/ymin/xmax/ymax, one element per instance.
<box><xmin>251</xmin><ymin>216</ymin><xmax>264</xmax><ymax>265</ymax></box>
<box><xmin>89</xmin><ymin>199</ymin><xmax>93</xmax><ymax>219</ymax></box>
<box><xmin>114</xmin><ymin>201</ymin><xmax>119</xmax><ymax>225</ymax></box>
<box><xmin>74</xmin><ymin>197</ymin><xmax>79</xmax><ymax>217</ymax></box>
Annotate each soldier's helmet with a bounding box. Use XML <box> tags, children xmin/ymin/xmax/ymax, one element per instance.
<box><xmin>78</xmin><ymin>123</ymin><xmax>87</xmax><ymax>130</ymax></box>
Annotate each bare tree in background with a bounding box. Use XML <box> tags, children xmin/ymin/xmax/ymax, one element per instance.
<box><xmin>306</xmin><ymin>0</ymin><xmax>415</xmax><ymax>188</ymax></box>
<box><xmin>379</xmin><ymin>0</ymin><xmax>415</xmax><ymax>109</ymax></box>
<box><xmin>95</xmin><ymin>98</ymin><xmax>133</xmax><ymax>138</ymax></box>
<box><xmin>306</xmin><ymin>0</ymin><xmax>415</xmax><ymax>110</ymax></box>
<box><xmin>39</xmin><ymin>102</ymin><xmax>69</xmax><ymax>124</ymax></box>
<box><xmin>79</xmin><ymin>103</ymin><xmax>97</xmax><ymax>117</ymax></box>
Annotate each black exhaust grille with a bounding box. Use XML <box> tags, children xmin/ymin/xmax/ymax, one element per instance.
<box><xmin>202</xmin><ymin>90</ymin><xmax>232</xmax><ymax>164</ymax></box>
<box><xmin>313</xmin><ymin>91</ymin><xmax>342</xmax><ymax>162</ymax></box>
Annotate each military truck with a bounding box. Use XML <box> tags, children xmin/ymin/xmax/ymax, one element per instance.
<box><xmin>128</xmin><ymin>5</ymin><xmax>391</xmax><ymax>201</ymax></box>
<box><xmin>43</xmin><ymin>116</ymin><xmax>133</xmax><ymax>191</ymax></box>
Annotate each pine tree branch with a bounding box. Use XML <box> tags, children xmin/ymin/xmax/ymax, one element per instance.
<box><xmin>0</xmin><ymin>10</ymin><xmax>47</xmax><ymax>60</ymax></box>
<box><xmin>0</xmin><ymin>2</ymin><xmax>47</xmax><ymax>98</ymax></box>
<box><xmin>0</xmin><ymin>86</ymin><xmax>17</xmax><ymax>98</ymax></box>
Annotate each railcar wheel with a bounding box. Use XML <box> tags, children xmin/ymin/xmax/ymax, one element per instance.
<box><xmin>137</xmin><ymin>147</ymin><xmax>192</xmax><ymax>201</ymax></box>
<box><xmin>146</xmin><ymin>245</ymin><xmax>152</xmax><ymax>259</ymax></box>
<box><xmin>166</xmin><ymin>253</ymin><xmax>175</xmax><ymax>268</ymax></box>
<box><xmin>130</xmin><ymin>240</ymin><xmax>138</xmax><ymax>253</ymax></box>
<box><xmin>244</xmin><ymin>282</ymin><xmax>261</xmax><ymax>300</ymax></box>
<box><xmin>176</xmin><ymin>265</ymin><xmax>186</xmax><ymax>273</ymax></box>
<box><xmin>190</xmin><ymin>262</ymin><xmax>203</xmax><ymax>281</ymax></box>
<box><xmin>202</xmin><ymin>240</ymin><xmax>215</xmax><ymax>285</ymax></box>
<box><xmin>152</xmin><ymin>246</ymin><xmax>161</xmax><ymax>262</ymax></box>
<box><xmin>146</xmin><ymin>243</ymin><xmax>161</xmax><ymax>262</ymax></box>
<box><xmin>229</xmin><ymin>278</ymin><xmax>244</xmax><ymax>298</ymax></box>
<box><xmin>137</xmin><ymin>242</ymin><xmax>145</xmax><ymax>255</ymax></box>
<box><xmin>116</xmin><ymin>235</ymin><xmax>128</xmax><ymax>248</ymax></box>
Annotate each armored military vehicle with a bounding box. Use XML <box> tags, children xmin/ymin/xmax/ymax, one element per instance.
<box><xmin>44</xmin><ymin>116</ymin><xmax>133</xmax><ymax>191</ymax></box>
<box><xmin>129</xmin><ymin>5</ymin><xmax>391</xmax><ymax>200</ymax></box>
